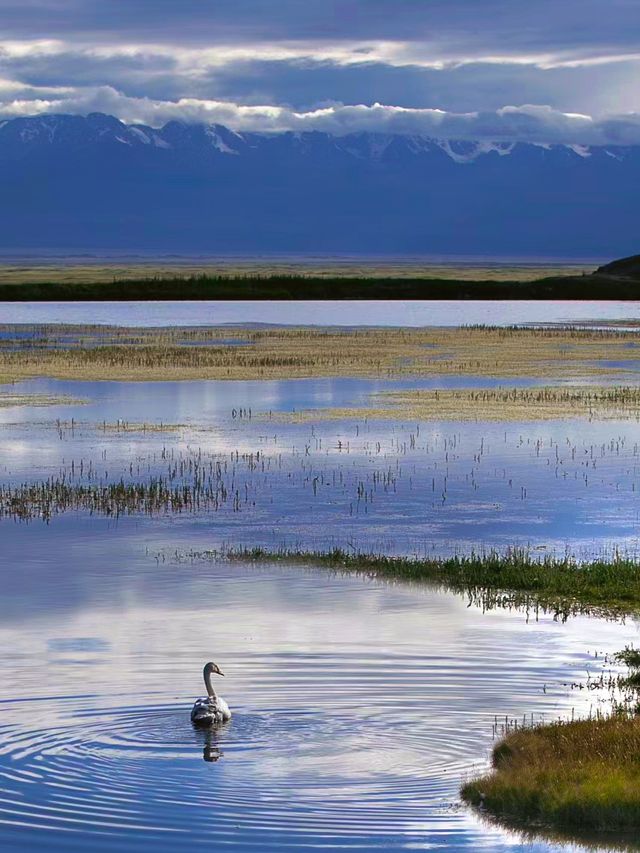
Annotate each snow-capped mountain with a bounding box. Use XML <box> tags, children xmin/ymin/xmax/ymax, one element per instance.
<box><xmin>0</xmin><ymin>112</ymin><xmax>637</xmax><ymax>256</ymax></box>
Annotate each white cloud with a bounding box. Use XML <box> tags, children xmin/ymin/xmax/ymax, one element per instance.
<box><xmin>1</xmin><ymin>85</ymin><xmax>639</xmax><ymax>146</ymax></box>
<box><xmin>2</xmin><ymin>38</ymin><xmax>639</xmax><ymax>73</ymax></box>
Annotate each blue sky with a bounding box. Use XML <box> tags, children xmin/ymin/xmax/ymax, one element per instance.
<box><xmin>0</xmin><ymin>0</ymin><xmax>638</xmax><ymax>143</ymax></box>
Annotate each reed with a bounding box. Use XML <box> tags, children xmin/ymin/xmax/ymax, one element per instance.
<box><xmin>1</xmin><ymin>324</ymin><xmax>640</xmax><ymax>382</ymax></box>
<box><xmin>281</xmin><ymin>386</ymin><xmax>640</xmax><ymax>422</ymax></box>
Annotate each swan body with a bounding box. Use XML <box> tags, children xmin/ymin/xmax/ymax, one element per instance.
<box><xmin>191</xmin><ymin>662</ymin><xmax>231</xmax><ymax>726</ymax></box>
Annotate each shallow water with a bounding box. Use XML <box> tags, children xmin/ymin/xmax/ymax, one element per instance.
<box><xmin>1</xmin><ymin>376</ymin><xmax>640</xmax><ymax>558</ymax></box>
<box><xmin>2</xmin><ymin>324</ymin><xmax>640</xmax><ymax>850</ymax></box>
<box><xmin>0</xmin><ymin>524</ymin><xmax>636</xmax><ymax>852</ymax></box>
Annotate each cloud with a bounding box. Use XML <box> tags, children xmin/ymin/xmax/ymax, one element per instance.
<box><xmin>2</xmin><ymin>86</ymin><xmax>639</xmax><ymax>147</ymax></box>
<box><xmin>1</xmin><ymin>39</ymin><xmax>639</xmax><ymax>122</ymax></box>
<box><xmin>1</xmin><ymin>1</ymin><xmax>638</xmax><ymax>59</ymax></box>
<box><xmin>2</xmin><ymin>38</ymin><xmax>639</xmax><ymax>73</ymax></box>
<box><xmin>0</xmin><ymin>3</ymin><xmax>635</xmax><ymax>141</ymax></box>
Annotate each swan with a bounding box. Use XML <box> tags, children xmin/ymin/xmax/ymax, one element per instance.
<box><xmin>191</xmin><ymin>662</ymin><xmax>232</xmax><ymax>726</ymax></box>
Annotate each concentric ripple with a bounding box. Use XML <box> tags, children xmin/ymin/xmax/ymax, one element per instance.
<box><xmin>0</xmin><ymin>557</ymin><xmax>634</xmax><ymax>852</ymax></box>
<box><xmin>0</xmin><ymin>694</ymin><xmax>478</xmax><ymax>849</ymax></box>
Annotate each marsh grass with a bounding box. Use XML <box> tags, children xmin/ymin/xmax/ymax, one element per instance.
<box><xmin>1</xmin><ymin>324</ymin><xmax>640</xmax><ymax>382</ymax></box>
<box><xmin>0</xmin><ymin>392</ymin><xmax>85</xmax><ymax>408</ymax></box>
<box><xmin>222</xmin><ymin>547</ymin><xmax>640</xmax><ymax>617</ymax></box>
<box><xmin>461</xmin><ymin>714</ymin><xmax>640</xmax><ymax>835</ymax></box>
<box><xmin>280</xmin><ymin>386</ymin><xmax>640</xmax><ymax>422</ymax></box>
<box><xmin>461</xmin><ymin>643</ymin><xmax>640</xmax><ymax>839</ymax></box>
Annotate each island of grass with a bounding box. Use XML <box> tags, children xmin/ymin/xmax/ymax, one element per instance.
<box><xmin>462</xmin><ymin>648</ymin><xmax>640</xmax><ymax>842</ymax></box>
<box><xmin>4</xmin><ymin>323</ymin><xmax>640</xmax><ymax>384</ymax></box>
<box><xmin>461</xmin><ymin>713</ymin><xmax>640</xmax><ymax>840</ymax></box>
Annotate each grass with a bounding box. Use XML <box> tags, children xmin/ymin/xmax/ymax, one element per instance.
<box><xmin>461</xmin><ymin>715</ymin><xmax>640</xmax><ymax>836</ymax></box>
<box><xmin>2</xmin><ymin>324</ymin><xmax>640</xmax><ymax>382</ymax></box>
<box><xmin>280</xmin><ymin>385</ymin><xmax>640</xmax><ymax>422</ymax></box>
<box><xmin>0</xmin><ymin>262</ymin><xmax>595</xmax><ymax>285</ymax></box>
<box><xmin>461</xmin><ymin>645</ymin><xmax>640</xmax><ymax>839</ymax></box>
<box><xmin>221</xmin><ymin>547</ymin><xmax>640</xmax><ymax>618</ymax></box>
<box><xmin>0</xmin><ymin>392</ymin><xmax>85</xmax><ymax>408</ymax></box>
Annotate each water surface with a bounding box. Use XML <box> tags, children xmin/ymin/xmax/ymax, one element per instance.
<box><xmin>0</xmin><ymin>525</ymin><xmax>635</xmax><ymax>852</ymax></box>
<box><xmin>1</xmin><ymin>300</ymin><xmax>639</xmax><ymax>327</ymax></box>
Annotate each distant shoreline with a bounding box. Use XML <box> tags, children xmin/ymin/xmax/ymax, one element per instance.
<box><xmin>0</xmin><ymin>271</ymin><xmax>636</xmax><ymax>301</ymax></box>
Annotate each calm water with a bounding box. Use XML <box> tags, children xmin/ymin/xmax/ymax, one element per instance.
<box><xmin>1</xmin><ymin>376</ymin><xmax>639</xmax><ymax>558</ymax></box>
<box><xmin>1</xmin><ymin>333</ymin><xmax>640</xmax><ymax>850</ymax></box>
<box><xmin>1</xmin><ymin>300</ymin><xmax>639</xmax><ymax>327</ymax></box>
<box><xmin>0</xmin><ymin>523</ymin><xmax>636</xmax><ymax>853</ymax></box>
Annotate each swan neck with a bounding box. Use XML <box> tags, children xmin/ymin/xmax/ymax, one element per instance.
<box><xmin>204</xmin><ymin>667</ymin><xmax>217</xmax><ymax>699</ymax></box>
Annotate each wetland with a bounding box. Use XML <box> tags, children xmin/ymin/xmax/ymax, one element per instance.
<box><xmin>2</xmin><ymin>304</ymin><xmax>640</xmax><ymax>852</ymax></box>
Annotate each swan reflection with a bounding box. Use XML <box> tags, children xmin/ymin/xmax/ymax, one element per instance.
<box><xmin>195</xmin><ymin>722</ymin><xmax>230</xmax><ymax>763</ymax></box>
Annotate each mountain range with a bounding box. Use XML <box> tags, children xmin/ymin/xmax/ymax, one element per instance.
<box><xmin>1</xmin><ymin>112</ymin><xmax>637</xmax><ymax>256</ymax></box>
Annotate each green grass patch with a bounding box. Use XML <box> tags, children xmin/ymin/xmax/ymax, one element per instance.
<box><xmin>223</xmin><ymin>547</ymin><xmax>640</xmax><ymax>618</ymax></box>
<box><xmin>461</xmin><ymin>715</ymin><xmax>640</xmax><ymax>837</ymax></box>
<box><xmin>615</xmin><ymin>647</ymin><xmax>640</xmax><ymax>670</ymax></box>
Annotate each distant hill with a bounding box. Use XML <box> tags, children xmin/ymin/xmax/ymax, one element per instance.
<box><xmin>596</xmin><ymin>255</ymin><xmax>640</xmax><ymax>280</ymax></box>
<box><xmin>0</xmin><ymin>112</ymin><xmax>638</xmax><ymax>257</ymax></box>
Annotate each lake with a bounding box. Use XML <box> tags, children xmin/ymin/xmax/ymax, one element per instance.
<box><xmin>1</xmin><ymin>526</ymin><xmax>635</xmax><ymax>852</ymax></box>
<box><xmin>1</xmin><ymin>299</ymin><xmax>640</xmax><ymax>327</ymax></box>
<box><xmin>1</xmin><ymin>314</ymin><xmax>639</xmax><ymax>852</ymax></box>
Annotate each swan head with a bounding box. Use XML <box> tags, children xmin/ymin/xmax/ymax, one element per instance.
<box><xmin>204</xmin><ymin>661</ymin><xmax>225</xmax><ymax>678</ymax></box>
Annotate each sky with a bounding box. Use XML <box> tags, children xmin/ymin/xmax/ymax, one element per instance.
<box><xmin>0</xmin><ymin>0</ymin><xmax>639</xmax><ymax>144</ymax></box>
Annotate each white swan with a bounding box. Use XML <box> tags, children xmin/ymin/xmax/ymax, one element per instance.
<box><xmin>191</xmin><ymin>662</ymin><xmax>232</xmax><ymax>726</ymax></box>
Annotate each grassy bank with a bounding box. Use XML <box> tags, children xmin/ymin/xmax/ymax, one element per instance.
<box><xmin>0</xmin><ymin>272</ymin><xmax>634</xmax><ymax>301</ymax></box>
<box><xmin>2</xmin><ymin>324</ymin><xmax>640</xmax><ymax>383</ymax></box>
<box><xmin>223</xmin><ymin>547</ymin><xmax>640</xmax><ymax>617</ymax></box>
<box><xmin>461</xmin><ymin>650</ymin><xmax>640</xmax><ymax>840</ymax></box>
<box><xmin>461</xmin><ymin>715</ymin><xmax>640</xmax><ymax>837</ymax></box>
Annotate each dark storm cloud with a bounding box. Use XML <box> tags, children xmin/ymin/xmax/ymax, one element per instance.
<box><xmin>1</xmin><ymin>0</ymin><xmax>639</xmax><ymax>55</ymax></box>
<box><xmin>0</xmin><ymin>0</ymin><xmax>638</xmax><ymax>142</ymax></box>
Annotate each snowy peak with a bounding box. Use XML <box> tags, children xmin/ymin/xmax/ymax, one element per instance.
<box><xmin>0</xmin><ymin>111</ymin><xmax>637</xmax><ymax>257</ymax></box>
<box><xmin>0</xmin><ymin>113</ymin><xmax>633</xmax><ymax>164</ymax></box>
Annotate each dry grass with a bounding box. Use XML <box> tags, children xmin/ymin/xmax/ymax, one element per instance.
<box><xmin>1</xmin><ymin>324</ymin><xmax>640</xmax><ymax>383</ymax></box>
<box><xmin>280</xmin><ymin>386</ymin><xmax>640</xmax><ymax>422</ymax></box>
<box><xmin>0</xmin><ymin>392</ymin><xmax>85</xmax><ymax>408</ymax></box>
<box><xmin>97</xmin><ymin>420</ymin><xmax>184</xmax><ymax>434</ymax></box>
<box><xmin>0</xmin><ymin>261</ymin><xmax>594</xmax><ymax>284</ymax></box>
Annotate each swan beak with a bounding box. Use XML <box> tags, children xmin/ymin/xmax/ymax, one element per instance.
<box><xmin>218</xmin><ymin>669</ymin><xmax>225</xmax><ymax>677</ymax></box>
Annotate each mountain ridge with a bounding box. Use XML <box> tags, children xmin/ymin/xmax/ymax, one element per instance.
<box><xmin>0</xmin><ymin>112</ymin><xmax>637</xmax><ymax>256</ymax></box>
<box><xmin>0</xmin><ymin>111</ymin><xmax>633</xmax><ymax>163</ymax></box>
